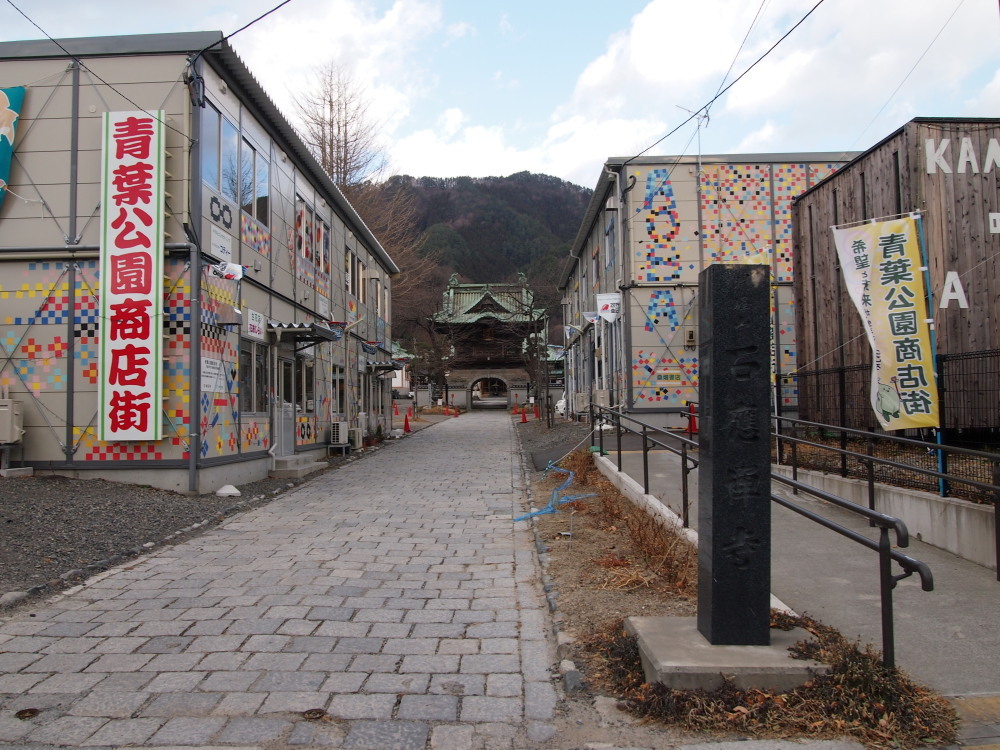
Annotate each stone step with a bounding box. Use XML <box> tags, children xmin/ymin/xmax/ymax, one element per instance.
<box><xmin>269</xmin><ymin>456</ymin><xmax>328</xmax><ymax>479</ymax></box>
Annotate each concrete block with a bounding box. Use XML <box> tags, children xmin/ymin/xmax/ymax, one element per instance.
<box><xmin>624</xmin><ymin>616</ymin><xmax>828</xmax><ymax>692</ymax></box>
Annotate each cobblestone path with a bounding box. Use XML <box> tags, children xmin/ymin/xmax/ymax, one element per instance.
<box><xmin>0</xmin><ymin>411</ymin><xmax>557</xmax><ymax>749</ymax></box>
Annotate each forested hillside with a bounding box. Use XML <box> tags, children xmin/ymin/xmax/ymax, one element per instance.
<box><xmin>403</xmin><ymin>171</ymin><xmax>592</xmax><ymax>284</ymax></box>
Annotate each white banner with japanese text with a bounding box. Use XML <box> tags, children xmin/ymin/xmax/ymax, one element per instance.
<box><xmin>98</xmin><ymin>110</ymin><xmax>164</xmax><ymax>440</ymax></box>
<box><xmin>831</xmin><ymin>215</ymin><xmax>939</xmax><ymax>430</ymax></box>
<box><xmin>595</xmin><ymin>292</ymin><xmax>621</xmax><ymax>323</ymax></box>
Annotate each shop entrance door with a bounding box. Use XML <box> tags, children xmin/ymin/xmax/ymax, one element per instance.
<box><xmin>277</xmin><ymin>358</ymin><xmax>295</xmax><ymax>457</ymax></box>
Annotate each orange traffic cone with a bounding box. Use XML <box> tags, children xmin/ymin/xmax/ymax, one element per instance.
<box><xmin>520</xmin><ymin>405</ymin><xmax>528</xmax><ymax>423</ymax></box>
<box><xmin>534</xmin><ymin>403</ymin><xmax>540</xmax><ymax>419</ymax></box>
<box><xmin>687</xmin><ymin>402</ymin><xmax>698</xmax><ymax>436</ymax></box>
<box><xmin>453</xmin><ymin>404</ymin><xmax>459</xmax><ymax>417</ymax></box>
<box><xmin>407</xmin><ymin>406</ymin><xmax>413</xmax><ymax>418</ymax></box>
<box><xmin>403</xmin><ymin>414</ymin><xmax>411</xmax><ymax>433</ymax></box>
<box><xmin>444</xmin><ymin>404</ymin><xmax>450</xmax><ymax>416</ymax></box>
<box><xmin>393</xmin><ymin>401</ymin><xmax>399</xmax><ymax>416</ymax></box>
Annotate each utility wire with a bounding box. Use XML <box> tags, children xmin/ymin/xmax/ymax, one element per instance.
<box><xmin>624</xmin><ymin>0</ymin><xmax>826</xmax><ymax>167</ymax></box>
<box><xmin>705</xmin><ymin>0</ymin><xmax>770</xmax><ymax>119</ymax></box>
<box><xmin>189</xmin><ymin>0</ymin><xmax>296</xmax><ymax>61</ymax></box>
<box><xmin>4</xmin><ymin>0</ymin><xmax>192</xmax><ymax>142</ymax></box>
<box><xmin>4</xmin><ymin>0</ymin><xmax>297</xmax><ymax>142</ymax></box>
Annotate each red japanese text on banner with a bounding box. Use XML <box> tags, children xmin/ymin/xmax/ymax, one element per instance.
<box><xmin>98</xmin><ymin>111</ymin><xmax>164</xmax><ymax>441</ymax></box>
<box><xmin>831</xmin><ymin>216</ymin><xmax>939</xmax><ymax>430</ymax></box>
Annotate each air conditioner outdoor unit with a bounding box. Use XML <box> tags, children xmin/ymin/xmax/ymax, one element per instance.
<box><xmin>329</xmin><ymin>421</ymin><xmax>349</xmax><ymax>446</ymax></box>
<box><xmin>573</xmin><ymin>393</ymin><xmax>589</xmax><ymax>412</ymax></box>
<box><xmin>0</xmin><ymin>400</ymin><xmax>24</xmax><ymax>444</ymax></box>
<box><xmin>593</xmin><ymin>389</ymin><xmax>610</xmax><ymax>408</ymax></box>
<box><xmin>349</xmin><ymin>428</ymin><xmax>364</xmax><ymax>450</ymax></box>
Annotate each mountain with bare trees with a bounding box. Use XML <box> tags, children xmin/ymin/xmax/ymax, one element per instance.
<box><xmin>407</xmin><ymin>172</ymin><xmax>592</xmax><ymax>284</ymax></box>
<box><xmin>290</xmin><ymin>62</ymin><xmax>591</xmax><ymax>347</ymax></box>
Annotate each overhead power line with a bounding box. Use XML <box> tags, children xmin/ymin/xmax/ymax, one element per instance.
<box><xmin>624</xmin><ymin>0</ymin><xmax>827</xmax><ymax>167</ymax></box>
<box><xmin>4</xmin><ymin>0</ymin><xmax>298</xmax><ymax>141</ymax></box>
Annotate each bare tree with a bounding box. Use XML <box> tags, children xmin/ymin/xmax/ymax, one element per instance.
<box><xmin>345</xmin><ymin>177</ymin><xmax>439</xmax><ymax>321</ymax></box>
<box><xmin>293</xmin><ymin>64</ymin><xmax>438</xmax><ymax>332</ymax></box>
<box><xmin>293</xmin><ymin>62</ymin><xmax>386</xmax><ymax>187</ymax></box>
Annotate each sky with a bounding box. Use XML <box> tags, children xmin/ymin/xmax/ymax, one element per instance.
<box><xmin>2</xmin><ymin>0</ymin><xmax>999</xmax><ymax>189</ymax></box>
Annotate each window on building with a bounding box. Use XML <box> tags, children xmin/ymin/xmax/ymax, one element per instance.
<box><xmin>239</xmin><ymin>340</ymin><xmax>268</xmax><ymax>414</ymax></box>
<box><xmin>296</xmin><ymin>196</ymin><xmax>314</xmax><ymax>263</ymax></box>
<box><xmin>241</xmin><ymin>139</ymin><xmax>269</xmax><ymax>227</ymax></box>
<box><xmin>295</xmin><ymin>356</ymin><xmax>315</xmax><ymax>413</ymax></box>
<box><xmin>344</xmin><ymin>249</ymin><xmax>352</xmax><ymax>293</ymax></box>
<box><xmin>592</xmin><ymin>242</ymin><xmax>600</xmax><ymax>289</ymax></box>
<box><xmin>370</xmin><ymin>277</ymin><xmax>380</xmax><ymax>315</ymax></box>
<box><xmin>332</xmin><ymin>366</ymin><xmax>345</xmax><ymax>416</ymax></box>
<box><xmin>255</xmin><ymin>149</ymin><xmax>269</xmax><ymax>225</ymax></box>
<box><xmin>605</xmin><ymin>217</ymin><xmax>617</xmax><ymax>270</ymax></box>
<box><xmin>201</xmin><ymin>104</ymin><xmax>220</xmax><ymax>191</ymax></box>
<box><xmin>317</xmin><ymin>219</ymin><xmax>330</xmax><ymax>276</ymax></box>
<box><xmin>358</xmin><ymin>260</ymin><xmax>367</xmax><ymax>303</ymax></box>
<box><xmin>220</xmin><ymin>117</ymin><xmax>239</xmax><ymax>203</ymax></box>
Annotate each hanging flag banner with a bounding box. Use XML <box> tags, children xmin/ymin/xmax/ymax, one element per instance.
<box><xmin>583</xmin><ymin>311</ymin><xmax>600</xmax><ymax>325</ymax></box>
<box><xmin>325</xmin><ymin>321</ymin><xmax>346</xmax><ymax>341</ymax></box>
<box><xmin>0</xmin><ymin>86</ymin><xmax>25</xmax><ymax>213</ymax></box>
<box><xmin>596</xmin><ymin>292</ymin><xmax>621</xmax><ymax>322</ymax></box>
<box><xmin>210</xmin><ymin>261</ymin><xmax>246</xmax><ymax>280</ymax></box>
<box><xmin>831</xmin><ymin>215</ymin><xmax>939</xmax><ymax>430</ymax></box>
<box><xmin>98</xmin><ymin>110</ymin><xmax>165</xmax><ymax>441</ymax></box>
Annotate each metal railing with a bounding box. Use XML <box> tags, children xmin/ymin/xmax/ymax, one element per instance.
<box><xmin>795</xmin><ymin>349</ymin><xmax>1000</xmax><ymax>439</ymax></box>
<box><xmin>774</xmin><ymin>415</ymin><xmax>1000</xmax><ymax>579</ymax></box>
<box><xmin>591</xmin><ymin>404</ymin><xmax>699</xmax><ymax>527</ymax></box>
<box><xmin>587</xmin><ymin>403</ymin><xmax>935</xmax><ymax>669</ymax></box>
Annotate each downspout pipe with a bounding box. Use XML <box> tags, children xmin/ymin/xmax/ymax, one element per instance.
<box><xmin>65</xmin><ymin>60</ymin><xmax>81</xmax><ymax>462</ymax></box>
<box><xmin>188</xmin><ymin>240</ymin><xmax>202</xmax><ymax>494</ymax></box>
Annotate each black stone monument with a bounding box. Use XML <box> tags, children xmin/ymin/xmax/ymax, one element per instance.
<box><xmin>696</xmin><ymin>264</ymin><xmax>772</xmax><ymax>646</ymax></box>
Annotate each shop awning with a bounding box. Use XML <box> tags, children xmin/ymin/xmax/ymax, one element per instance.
<box><xmin>268</xmin><ymin>321</ymin><xmax>343</xmax><ymax>351</ymax></box>
<box><xmin>367</xmin><ymin>359</ymin><xmax>403</xmax><ymax>374</ymax></box>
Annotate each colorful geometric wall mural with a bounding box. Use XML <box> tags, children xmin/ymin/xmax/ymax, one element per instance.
<box><xmin>635</xmin><ymin>168</ymin><xmax>683</xmax><ymax>282</ymax></box>
<box><xmin>628</xmin><ymin>161</ymin><xmax>843</xmax><ymax>410</ymax></box>
<box><xmin>241</xmin><ymin>212</ymin><xmax>271</xmax><ymax>258</ymax></box>
<box><xmin>632</xmin><ymin>349</ymin><xmax>698</xmax><ymax>404</ymax></box>
<box><xmin>644</xmin><ymin>290</ymin><xmax>681</xmax><ymax>333</ymax></box>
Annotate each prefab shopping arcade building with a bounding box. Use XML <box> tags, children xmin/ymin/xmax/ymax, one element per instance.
<box><xmin>0</xmin><ymin>32</ymin><xmax>399</xmax><ymax>493</ymax></box>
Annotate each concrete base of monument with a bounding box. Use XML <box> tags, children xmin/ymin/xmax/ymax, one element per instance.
<box><xmin>624</xmin><ymin>616</ymin><xmax>829</xmax><ymax>692</ymax></box>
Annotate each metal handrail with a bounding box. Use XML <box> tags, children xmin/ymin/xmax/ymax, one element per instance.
<box><xmin>774</xmin><ymin>414</ymin><xmax>1000</xmax><ymax>498</ymax></box>
<box><xmin>586</xmin><ymin>403</ymin><xmax>935</xmax><ymax>669</ymax></box>
<box><xmin>591</xmin><ymin>404</ymin><xmax>699</xmax><ymax>527</ymax></box>
<box><xmin>774</xmin><ymin>414</ymin><xmax>1000</xmax><ymax>579</ymax></box>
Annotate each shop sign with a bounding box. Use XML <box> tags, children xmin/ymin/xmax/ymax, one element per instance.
<box><xmin>98</xmin><ymin>110</ymin><xmax>164</xmax><ymax>440</ymax></box>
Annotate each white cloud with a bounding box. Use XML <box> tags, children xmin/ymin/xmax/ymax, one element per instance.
<box><xmin>964</xmin><ymin>68</ymin><xmax>1000</xmax><ymax>113</ymax></box>
<box><xmin>391</xmin><ymin>123</ymin><xmax>533</xmax><ymax>178</ymax></box>
<box><xmin>541</xmin><ymin>0</ymin><xmax>1000</xmax><ymax>177</ymax></box>
<box><xmin>231</xmin><ymin>0</ymin><xmax>441</xmax><ymax>132</ymax></box>
<box><xmin>445</xmin><ymin>21</ymin><xmax>474</xmax><ymax>42</ymax></box>
<box><xmin>440</xmin><ymin>108</ymin><xmax>467</xmax><ymax>138</ymax></box>
<box><xmin>732</xmin><ymin>121</ymin><xmax>777</xmax><ymax>154</ymax></box>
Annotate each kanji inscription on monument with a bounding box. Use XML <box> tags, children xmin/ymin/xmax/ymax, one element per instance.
<box><xmin>697</xmin><ymin>264</ymin><xmax>771</xmax><ymax>646</ymax></box>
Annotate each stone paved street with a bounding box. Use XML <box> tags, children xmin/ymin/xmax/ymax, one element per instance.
<box><xmin>0</xmin><ymin>411</ymin><xmax>559</xmax><ymax>749</ymax></box>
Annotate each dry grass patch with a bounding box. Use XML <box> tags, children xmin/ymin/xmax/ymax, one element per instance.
<box><xmin>582</xmin><ymin>613</ymin><xmax>957</xmax><ymax>750</ymax></box>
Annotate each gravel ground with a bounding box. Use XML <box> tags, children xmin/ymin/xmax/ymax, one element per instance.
<box><xmin>0</xmin><ymin>456</ymin><xmax>353</xmax><ymax>601</ymax></box>
<box><xmin>0</xmin><ymin>414</ymin><xmax>593</xmax><ymax>604</ymax></box>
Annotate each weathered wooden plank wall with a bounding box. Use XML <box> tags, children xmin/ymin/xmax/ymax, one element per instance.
<box><xmin>792</xmin><ymin>119</ymin><xmax>1000</xmax><ymax>428</ymax></box>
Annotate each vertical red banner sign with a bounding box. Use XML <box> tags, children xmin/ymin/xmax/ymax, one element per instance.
<box><xmin>98</xmin><ymin>110</ymin><xmax>164</xmax><ymax>441</ymax></box>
